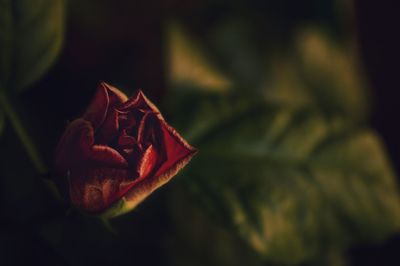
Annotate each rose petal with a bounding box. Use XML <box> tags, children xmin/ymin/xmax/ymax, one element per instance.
<box><xmin>118</xmin><ymin>130</ymin><xmax>136</xmax><ymax>147</ymax></box>
<box><xmin>84</xmin><ymin>82</ymin><xmax>128</xmax><ymax>129</ymax></box>
<box><xmin>154</xmin><ymin>120</ymin><xmax>197</xmax><ymax>177</ymax></box>
<box><xmin>102</xmin><ymin>179</ymin><xmax>120</xmax><ymax>208</ymax></box>
<box><xmin>54</xmin><ymin>119</ymin><xmax>94</xmax><ymax>172</ymax></box>
<box><xmin>69</xmin><ymin>167</ymin><xmax>131</xmax><ymax>212</ymax></box>
<box><xmin>114</xmin><ymin>145</ymin><xmax>159</xmax><ymax>199</ymax></box>
<box><xmin>83</xmin><ymin>185</ymin><xmax>104</xmax><ymax>212</ymax></box>
<box><xmin>102</xmin><ymin>82</ymin><xmax>128</xmax><ymax>106</ymax></box>
<box><xmin>95</xmin><ymin>107</ymin><xmax>119</xmax><ymax>144</ymax></box>
<box><xmin>117</xmin><ymin>109</ymin><xmax>137</xmax><ymax>129</ymax></box>
<box><xmin>116</xmin><ymin>129</ymin><xmax>142</xmax><ymax>163</ymax></box>
<box><xmin>91</xmin><ymin>145</ymin><xmax>128</xmax><ymax>168</ymax></box>
<box><xmin>84</xmin><ymin>85</ymin><xmax>109</xmax><ymax>129</ymax></box>
<box><xmin>137</xmin><ymin>111</ymin><xmax>153</xmax><ymax>146</ymax></box>
<box><xmin>55</xmin><ymin>118</ymin><xmax>128</xmax><ymax>171</ymax></box>
<box><xmin>119</xmin><ymin>116</ymin><xmax>197</xmax><ymax>214</ymax></box>
<box><xmin>119</xmin><ymin>90</ymin><xmax>161</xmax><ymax>114</ymax></box>
<box><xmin>137</xmin><ymin>144</ymin><xmax>158</xmax><ymax>179</ymax></box>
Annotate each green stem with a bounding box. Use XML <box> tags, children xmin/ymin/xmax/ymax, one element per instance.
<box><xmin>0</xmin><ymin>91</ymin><xmax>47</xmax><ymax>174</ymax></box>
<box><xmin>101</xmin><ymin>217</ymin><xmax>117</xmax><ymax>235</ymax></box>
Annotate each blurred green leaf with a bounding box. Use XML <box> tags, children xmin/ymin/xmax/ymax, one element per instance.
<box><xmin>166</xmin><ymin>22</ymin><xmax>231</xmax><ymax>92</ymax></box>
<box><xmin>210</xmin><ymin>22</ymin><xmax>369</xmax><ymax>121</ymax></box>
<box><xmin>172</xmin><ymin>92</ymin><xmax>400</xmax><ymax>265</ymax></box>
<box><xmin>262</xmin><ymin>27</ymin><xmax>369</xmax><ymax>121</ymax></box>
<box><xmin>167</xmin><ymin>184</ymin><xmax>265</xmax><ymax>266</ymax></box>
<box><xmin>0</xmin><ymin>0</ymin><xmax>64</xmax><ymax>92</ymax></box>
<box><xmin>168</xmin><ymin>184</ymin><xmax>348</xmax><ymax>266</ymax></box>
<box><xmin>169</xmin><ymin>4</ymin><xmax>368</xmax><ymax>120</ymax></box>
<box><xmin>207</xmin><ymin>18</ymin><xmax>265</xmax><ymax>91</ymax></box>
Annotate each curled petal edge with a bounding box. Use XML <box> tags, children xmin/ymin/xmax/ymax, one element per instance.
<box><xmin>99</xmin><ymin>147</ymin><xmax>197</xmax><ymax>218</ymax></box>
<box><xmin>98</xmin><ymin>121</ymin><xmax>197</xmax><ymax>218</ymax></box>
<box><xmin>84</xmin><ymin>82</ymin><xmax>128</xmax><ymax>130</ymax></box>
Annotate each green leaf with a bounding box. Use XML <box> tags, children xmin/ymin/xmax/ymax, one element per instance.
<box><xmin>263</xmin><ymin>26</ymin><xmax>369</xmax><ymax>121</ymax></box>
<box><xmin>0</xmin><ymin>0</ymin><xmax>64</xmax><ymax>92</ymax></box>
<box><xmin>165</xmin><ymin>22</ymin><xmax>232</xmax><ymax>92</ymax></box>
<box><xmin>176</xmin><ymin>93</ymin><xmax>400</xmax><ymax>264</ymax></box>
<box><xmin>169</xmin><ymin>10</ymin><xmax>368</xmax><ymax>120</ymax></box>
<box><xmin>167</xmin><ymin>184</ymin><xmax>265</xmax><ymax>266</ymax></box>
<box><xmin>168</xmin><ymin>184</ymin><xmax>347</xmax><ymax>266</ymax></box>
<box><xmin>207</xmin><ymin>18</ymin><xmax>264</xmax><ymax>90</ymax></box>
<box><xmin>166</xmin><ymin>22</ymin><xmax>231</xmax><ymax>90</ymax></box>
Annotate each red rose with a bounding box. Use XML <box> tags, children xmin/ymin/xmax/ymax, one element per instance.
<box><xmin>54</xmin><ymin>82</ymin><xmax>196</xmax><ymax>217</ymax></box>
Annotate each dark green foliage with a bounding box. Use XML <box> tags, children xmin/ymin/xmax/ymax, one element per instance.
<box><xmin>168</xmin><ymin>91</ymin><xmax>400</xmax><ymax>264</ymax></box>
<box><xmin>0</xmin><ymin>0</ymin><xmax>64</xmax><ymax>92</ymax></box>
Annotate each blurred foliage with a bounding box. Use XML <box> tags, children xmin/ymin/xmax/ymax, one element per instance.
<box><xmin>168</xmin><ymin>184</ymin><xmax>265</xmax><ymax>266</ymax></box>
<box><xmin>167</xmin><ymin>0</ymin><xmax>369</xmax><ymax>121</ymax></box>
<box><xmin>168</xmin><ymin>91</ymin><xmax>400</xmax><ymax>265</ymax></box>
<box><xmin>163</xmin><ymin>0</ymin><xmax>400</xmax><ymax>264</ymax></box>
<box><xmin>0</xmin><ymin>0</ymin><xmax>64</xmax><ymax>92</ymax></box>
<box><xmin>166</xmin><ymin>22</ymin><xmax>232</xmax><ymax>92</ymax></box>
<box><xmin>291</xmin><ymin>27</ymin><xmax>368</xmax><ymax>121</ymax></box>
<box><xmin>259</xmin><ymin>26</ymin><xmax>368</xmax><ymax>121</ymax></box>
<box><xmin>168</xmin><ymin>184</ymin><xmax>349</xmax><ymax>266</ymax></box>
<box><xmin>168</xmin><ymin>23</ymin><xmax>368</xmax><ymax>120</ymax></box>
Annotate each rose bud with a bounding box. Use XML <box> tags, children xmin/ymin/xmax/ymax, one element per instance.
<box><xmin>54</xmin><ymin>82</ymin><xmax>197</xmax><ymax>217</ymax></box>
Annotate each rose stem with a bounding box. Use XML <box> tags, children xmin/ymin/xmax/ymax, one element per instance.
<box><xmin>0</xmin><ymin>91</ymin><xmax>47</xmax><ymax>174</ymax></box>
<box><xmin>101</xmin><ymin>217</ymin><xmax>117</xmax><ymax>235</ymax></box>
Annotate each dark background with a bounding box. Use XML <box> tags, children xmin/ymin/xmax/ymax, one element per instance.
<box><xmin>350</xmin><ymin>0</ymin><xmax>400</xmax><ymax>264</ymax></box>
<box><xmin>1</xmin><ymin>0</ymin><xmax>399</xmax><ymax>265</ymax></box>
